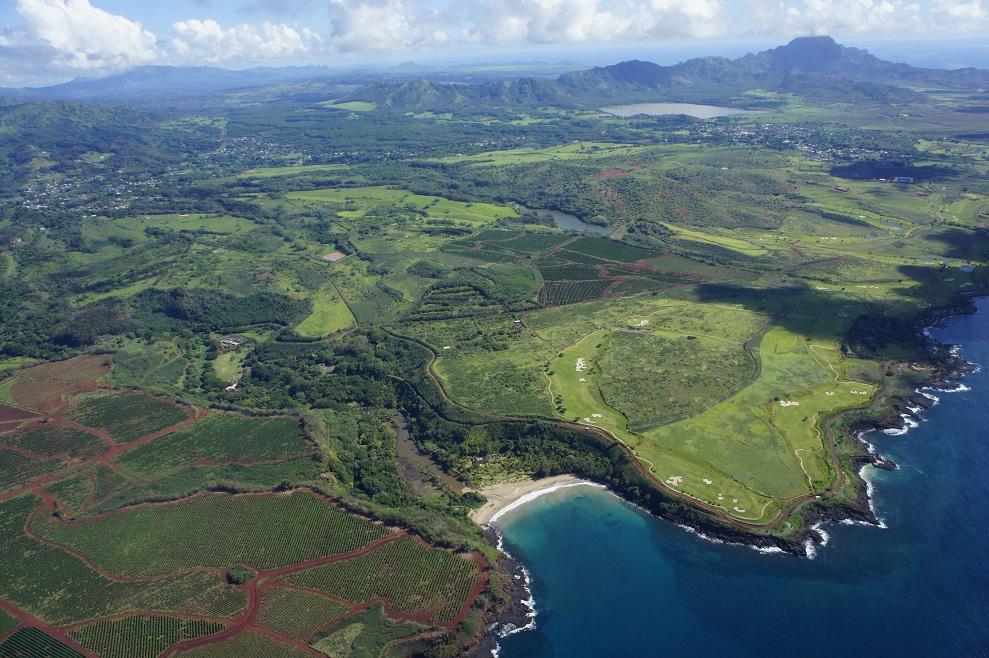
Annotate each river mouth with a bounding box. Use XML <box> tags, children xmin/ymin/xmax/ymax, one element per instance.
<box><xmin>601</xmin><ymin>102</ymin><xmax>753</xmax><ymax>118</ymax></box>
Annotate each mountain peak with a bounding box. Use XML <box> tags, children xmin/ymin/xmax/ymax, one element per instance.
<box><xmin>764</xmin><ymin>35</ymin><xmax>867</xmax><ymax>72</ymax></box>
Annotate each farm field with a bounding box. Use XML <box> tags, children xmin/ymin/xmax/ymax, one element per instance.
<box><xmin>67</xmin><ymin>392</ymin><xmax>188</xmax><ymax>443</ymax></box>
<box><xmin>113</xmin><ymin>413</ymin><xmax>312</xmax><ymax>479</ymax></box>
<box><xmin>35</xmin><ymin>490</ymin><xmax>391</xmax><ymax>575</ymax></box>
<box><xmin>3</xmin><ymin>41</ymin><xmax>989</xmax><ymax>656</ymax></box>
<box><xmin>296</xmin><ymin>284</ymin><xmax>355</xmax><ymax>337</ymax></box>
<box><xmin>0</xmin><ymin>355</ymin><xmax>489</xmax><ymax>656</ymax></box>
<box><xmin>286</xmin><ymin>186</ymin><xmax>519</xmax><ymax>226</ymax></box>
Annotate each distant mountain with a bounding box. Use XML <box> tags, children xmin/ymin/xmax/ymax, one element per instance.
<box><xmin>383</xmin><ymin>61</ymin><xmax>436</xmax><ymax>74</ymax></box>
<box><xmin>7</xmin><ymin>65</ymin><xmax>336</xmax><ymax>101</ymax></box>
<box><xmin>351</xmin><ymin>36</ymin><xmax>989</xmax><ymax>112</ymax></box>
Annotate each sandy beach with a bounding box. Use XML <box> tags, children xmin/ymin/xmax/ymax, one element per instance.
<box><xmin>470</xmin><ymin>474</ymin><xmax>592</xmax><ymax>525</ymax></box>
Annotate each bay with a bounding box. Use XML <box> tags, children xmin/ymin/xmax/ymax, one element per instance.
<box><xmin>497</xmin><ymin>298</ymin><xmax>989</xmax><ymax>658</ymax></box>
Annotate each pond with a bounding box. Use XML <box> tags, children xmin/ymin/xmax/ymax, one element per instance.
<box><xmin>525</xmin><ymin>207</ymin><xmax>614</xmax><ymax>236</ymax></box>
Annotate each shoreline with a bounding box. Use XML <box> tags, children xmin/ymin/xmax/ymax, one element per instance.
<box><xmin>470</xmin><ymin>475</ymin><xmax>599</xmax><ymax>526</ymax></box>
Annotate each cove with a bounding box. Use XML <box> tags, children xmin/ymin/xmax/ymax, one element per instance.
<box><xmin>495</xmin><ymin>298</ymin><xmax>989</xmax><ymax>658</ymax></box>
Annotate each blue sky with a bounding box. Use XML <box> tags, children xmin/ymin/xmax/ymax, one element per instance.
<box><xmin>1</xmin><ymin>0</ymin><xmax>987</xmax><ymax>86</ymax></box>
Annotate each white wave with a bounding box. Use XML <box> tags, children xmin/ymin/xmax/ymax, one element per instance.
<box><xmin>858</xmin><ymin>464</ymin><xmax>887</xmax><ymax>528</ymax></box>
<box><xmin>882</xmin><ymin>413</ymin><xmax>920</xmax><ymax>436</ymax></box>
<box><xmin>811</xmin><ymin>521</ymin><xmax>831</xmax><ymax>546</ymax></box>
<box><xmin>804</xmin><ymin>539</ymin><xmax>818</xmax><ymax>560</ymax></box>
<box><xmin>855</xmin><ymin>430</ymin><xmax>878</xmax><ymax>454</ymax></box>
<box><xmin>926</xmin><ymin>383</ymin><xmax>971</xmax><ymax>393</ymax></box>
<box><xmin>675</xmin><ymin>523</ymin><xmax>725</xmax><ymax>545</ymax></box>
<box><xmin>488</xmin><ymin>481</ymin><xmax>605</xmax><ymax>525</ymax></box>
<box><xmin>916</xmin><ymin>389</ymin><xmax>940</xmax><ymax>405</ymax></box>
<box><xmin>490</xmin><ymin>526</ymin><xmax>540</xmax><ymax>639</ymax></box>
<box><xmin>751</xmin><ymin>545</ymin><xmax>785</xmax><ymax>554</ymax></box>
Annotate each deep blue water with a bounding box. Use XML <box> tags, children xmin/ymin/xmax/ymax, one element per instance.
<box><xmin>497</xmin><ymin>299</ymin><xmax>989</xmax><ymax>658</ymax></box>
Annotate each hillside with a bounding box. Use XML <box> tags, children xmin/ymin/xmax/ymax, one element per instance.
<box><xmin>351</xmin><ymin>36</ymin><xmax>986</xmax><ymax>111</ymax></box>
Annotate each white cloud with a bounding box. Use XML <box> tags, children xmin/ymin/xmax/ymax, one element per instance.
<box><xmin>171</xmin><ymin>18</ymin><xmax>322</xmax><ymax>64</ymax></box>
<box><xmin>327</xmin><ymin>0</ymin><xmax>447</xmax><ymax>51</ymax></box>
<box><xmin>745</xmin><ymin>0</ymin><xmax>925</xmax><ymax>36</ymax></box>
<box><xmin>931</xmin><ymin>0</ymin><xmax>986</xmax><ymax>28</ymax></box>
<box><xmin>455</xmin><ymin>0</ymin><xmax>728</xmax><ymax>45</ymax></box>
<box><xmin>14</xmin><ymin>0</ymin><xmax>159</xmax><ymax>71</ymax></box>
<box><xmin>1</xmin><ymin>0</ymin><xmax>988</xmax><ymax>86</ymax></box>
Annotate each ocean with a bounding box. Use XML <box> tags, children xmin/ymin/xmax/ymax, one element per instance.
<box><xmin>495</xmin><ymin>299</ymin><xmax>989</xmax><ymax>658</ymax></box>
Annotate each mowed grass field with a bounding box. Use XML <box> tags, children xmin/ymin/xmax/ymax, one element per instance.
<box><xmin>429</xmin><ymin>141</ymin><xmax>652</xmax><ymax>166</ymax></box>
<box><xmin>295</xmin><ymin>284</ymin><xmax>355</xmax><ymax>337</ymax></box>
<box><xmin>286</xmin><ymin>186</ymin><xmax>519</xmax><ymax>226</ymax></box>
<box><xmin>547</xmin><ymin>330</ymin><xmax>629</xmax><ymax>434</ymax></box>
<box><xmin>416</xmin><ymin>290</ymin><xmax>880</xmax><ymax>523</ymax></box>
<box><xmin>637</xmin><ymin>317</ymin><xmax>876</xmax><ymax>523</ymax></box>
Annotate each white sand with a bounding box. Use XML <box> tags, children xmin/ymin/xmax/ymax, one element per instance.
<box><xmin>470</xmin><ymin>475</ymin><xmax>600</xmax><ymax>526</ymax></box>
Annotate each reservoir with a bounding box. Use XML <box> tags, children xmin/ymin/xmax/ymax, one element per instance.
<box><xmin>601</xmin><ymin>102</ymin><xmax>753</xmax><ymax>118</ymax></box>
<box><xmin>525</xmin><ymin>207</ymin><xmax>614</xmax><ymax>236</ymax></box>
<box><xmin>496</xmin><ymin>298</ymin><xmax>989</xmax><ymax>658</ymax></box>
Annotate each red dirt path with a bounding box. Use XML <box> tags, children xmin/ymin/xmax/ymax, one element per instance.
<box><xmin>2</xmin><ymin>359</ymin><xmax>492</xmax><ymax>656</ymax></box>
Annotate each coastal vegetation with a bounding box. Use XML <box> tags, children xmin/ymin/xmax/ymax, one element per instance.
<box><xmin>0</xmin><ymin>34</ymin><xmax>987</xmax><ymax>657</ymax></box>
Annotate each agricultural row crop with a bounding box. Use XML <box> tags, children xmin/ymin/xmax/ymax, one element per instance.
<box><xmin>256</xmin><ymin>586</ymin><xmax>349</xmax><ymax>639</ymax></box>
<box><xmin>114</xmin><ymin>413</ymin><xmax>312</xmax><ymax>479</ymax></box>
<box><xmin>179</xmin><ymin>629</ymin><xmax>312</xmax><ymax>658</ymax></box>
<box><xmin>0</xmin><ymin>628</ymin><xmax>84</xmax><ymax>658</ymax></box>
<box><xmin>4</xmin><ymin>425</ymin><xmax>105</xmax><ymax>461</ymax></box>
<box><xmin>70</xmin><ymin>616</ymin><xmax>224</xmax><ymax>658</ymax></box>
<box><xmin>67</xmin><ymin>392</ymin><xmax>187</xmax><ymax>443</ymax></box>
<box><xmin>539</xmin><ymin>263</ymin><xmax>603</xmax><ymax>281</ymax></box>
<box><xmin>35</xmin><ymin>491</ymin><xmax>390</xmax><ymax>576</ymax></box>
<box><xmin>288</xmin><ymin>537</ymin><xmax>479</xmax><ymax>624</ymax></box>
<box><xmin>542</xmin><ymin>280</ymin><xmax>612</xmax><ymax>305</ymax></box>
<box><xmin>0</xmin><ymin>449</ymin><xmax>67</xmax><ymax>493</ymax></box>
<box><xmin>565</xmin><ymin>237</ymin><xmax>661</xmax><ymax>263</ymax></box>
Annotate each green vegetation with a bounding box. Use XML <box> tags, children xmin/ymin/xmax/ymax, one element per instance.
<box><xmin>0</xmin><ymin>628</ymin><xmax>84</xmax><ymax>658</ymax></box>
<box><xmin>0</xmin><ymin>609</ymin><xmax>17</xmax><ymax>636</ymax></box>
<box><xmin>2</xmin><ymin>35</ymin><xmax>988</xmax><ymax>656</ymax></box>
<box><xmin>69</xmin><ymin>616</ymin><xmax>224</xmax><ymax>658</ymax></box>
<box><xmin>311</xmin><ymin>605</ymin><xmax>426</xmax><ymax>658</ymax></box>
<box><xmin>3</xmin><ymin>425</ymin><xmax>105</xmax><ymax>460</ymax></box>
<box><xmin>179</xmin><ymin>629</ymin><xmax>313</xmax><ymax>658</ymax></box>
<box><xmin>297</xmin><ymin>285</ymin><xmax>355</xmax><ymax>337</ymax></box>
<box><xmin>67</xmin><ymin>392</ymin><xmax>187</xmax><ymax>442</ymax></box>
<box><xmin>256</xmin><ymin>587</ymin><xmax>349</xmax><ymax>638</ymax></box>
<box><xmin>35</xmin><ymin>491</ymin><xmax>390</xmax><ymax>575</ymax></box>
<box><xmin>288</xmin><ymin>537</ymin><xmax>480</xmax><ymax>624</ymax></box>
<box><xmin>115</xmin><ymin>413</ymin><xmax>312</xmax><ymax>479</ymax></box>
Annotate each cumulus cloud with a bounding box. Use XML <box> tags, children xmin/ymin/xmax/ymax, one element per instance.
<box><xmin>930</xmin><ymin>0</ymin><xmax>986</xmax><ymax>28</ymax></box>
<box><xmin>171</xmin><ymin>18</ymin><xmax>322</xmax><ymax>64</ymax></box>
<box><xmin>13</xmin><ymin>0</ymin><xmax>159</xmax><ymax>71</ymax></box>
<box><xmin>746</xmin><ymin>0</ymin><xmax>925</xmax><ymax>36</ymax></box>
<box><xmin>2</xmin><ymin>0</ymin><xmax>988</xmax><ymax>86</ymax></box>
<box><xmin>472</xmin><ymin>0</ymin><xmax>726</xmax><ymax>43</ymax></box>
<box><xmin>327</xmin><ymin>0</ymin><xmax>447</xmax><ymax>51</ymax></box>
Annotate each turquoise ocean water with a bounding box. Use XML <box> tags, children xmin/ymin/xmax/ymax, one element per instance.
<box><xmin>497</xmin><ymin>299</ymin><xmax>989</xmax><ymax>658</ymax></box>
